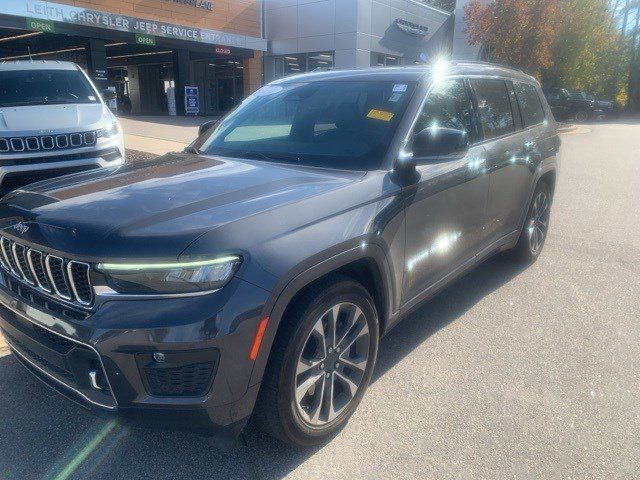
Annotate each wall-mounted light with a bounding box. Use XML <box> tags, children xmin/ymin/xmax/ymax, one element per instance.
<box><xmin>107</xmin><ymin>50</ymin><xmax>172</xmax><ymax>60</ymax></box>
<box><xmin>0</xmin><ymin>46</ymin><xmax>85</xmax><ymax>61</ymax></box>
<box><xmin>0</xmin><ymin>32</ymin><xmax>42</xmax><ymax>43</ymax></box>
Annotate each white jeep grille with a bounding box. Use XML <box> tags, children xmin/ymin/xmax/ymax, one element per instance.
<box><xmin>0</xmin><ymin>131</ymin><xmax>97</xmax><ymax>154</ymax></box>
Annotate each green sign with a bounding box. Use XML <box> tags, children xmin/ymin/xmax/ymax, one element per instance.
<box><xmin>26</xmin><ymin>17</ymin><xmax>55</xmax><ymax>33</ymax></box>
<box><xmin>135</xmin><ymin>34</ymin><xmax>156</xmax><ymax>46</ymax></box>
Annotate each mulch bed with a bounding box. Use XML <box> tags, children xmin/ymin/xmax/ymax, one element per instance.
<box><xmin>125</xmin><ymin>149</ymin><xmax>159</xmax><ymax>163</ymax></box>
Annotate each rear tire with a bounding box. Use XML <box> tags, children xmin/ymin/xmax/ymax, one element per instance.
<box><xmin>509</xmin><ymin>181</ymin><xmax>552</xmax><ymax>263</ymax></box>
<box><xmin>253</xmin><ymin>276</ymin><xmax>379</xmax><ymax>447</ymax></box>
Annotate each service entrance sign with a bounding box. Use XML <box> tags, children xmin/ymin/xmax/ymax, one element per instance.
<box><xmin>5</xmin><ymin>0</ymin><xmax>267</xmax><ymax>51</ymax></box>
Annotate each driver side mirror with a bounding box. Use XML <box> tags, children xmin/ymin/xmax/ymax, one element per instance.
<box><xmin>411</xmin><ymin>127</ymin><xmax>469</xmax><ymax>159</ymax></box>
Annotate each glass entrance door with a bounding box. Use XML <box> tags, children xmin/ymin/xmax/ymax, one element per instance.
<box><xmin>216</xmin><ymin>77</ymin><xmax>236</xmax><ymax>112</ymax></box>
<box><xmin>199</xmin><ymin>59</ymin><xmax>245</xmax><ymax>115</ymax></box>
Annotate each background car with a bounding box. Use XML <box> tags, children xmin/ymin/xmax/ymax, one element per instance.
<box><xmin>542</xmin><ymin>87</ymin><xmax>605</xmax><ymax>123</ymax></box>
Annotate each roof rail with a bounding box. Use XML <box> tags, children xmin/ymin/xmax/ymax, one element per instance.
<box><xmin>451</xmin><ymin>60</ymin><xmax>527</xmax><ymax>74</ymax></box>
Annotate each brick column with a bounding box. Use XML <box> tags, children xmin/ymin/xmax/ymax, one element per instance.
<box><xmin>243</xmin><ymin>51</ymin><xmax>263</xmax><ymax>97</ymax></box>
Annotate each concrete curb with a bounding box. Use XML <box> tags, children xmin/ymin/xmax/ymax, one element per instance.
<box><xmin>557</xmin><ymin>123</ymin><xmax>578</xmax><ymax>133</ymax></box>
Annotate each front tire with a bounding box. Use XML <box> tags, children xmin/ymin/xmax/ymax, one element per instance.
<box><xmin>574</xmin><ymin>109</ymin><xmax>589</xmax><ymax>123</ymax></box>
<box><xmin>254</xmin><ymin>276</ymin><xmax>379</xmax><ymax>447</ymax></box>
<box><xmin>510</xmin><ymin>181</ymin><xmax>552</xmax><ymax>263</ymax></box>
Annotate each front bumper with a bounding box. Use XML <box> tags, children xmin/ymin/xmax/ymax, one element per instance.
<box><xmin>0</xmin><ymin>272</ymin><xmax>270</xmax><ymax>437</ymax></box>
<box><xmin>0</xmin><ymin>148</ymin><xmax>124</xmax><ymax>195</ymax></box>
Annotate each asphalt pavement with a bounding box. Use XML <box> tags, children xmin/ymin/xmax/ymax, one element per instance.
<box><xmin>0</xmin><ymin>120</ymin><xmax>639</xmax><ymax>479</ymax></box>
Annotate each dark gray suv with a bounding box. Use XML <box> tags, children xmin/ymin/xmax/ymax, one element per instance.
<box><xmin>0</xmin><ymin>61</ymin><xmax>559</xmax><ymax>447</ymax></box>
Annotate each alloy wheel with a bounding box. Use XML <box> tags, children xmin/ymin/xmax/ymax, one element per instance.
<box><xmin>294</xmin><ymin>302</ymin><xmax>370</xmax><ymax>426</ymax></box>
<box><xmin>527</xmin><ymin>190</ymin><xmax>550</xmax><ymax>254</ymax></box>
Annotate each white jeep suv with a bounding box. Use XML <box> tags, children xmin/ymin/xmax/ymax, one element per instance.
<box><xmin>0</xmin><ymin>61</ymin><xmax>125</xmax><ymax>195</ymax></box>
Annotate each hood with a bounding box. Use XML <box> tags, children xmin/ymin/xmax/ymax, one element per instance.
<box><xmin>0</xmin><ymin>103</ymin><xmax>109</xmax><ymax>134</ymax></box>
<box><xmin>0</xmin><ymin>153</ymin><xmax>364</xmax><ymax>260</ymax></box>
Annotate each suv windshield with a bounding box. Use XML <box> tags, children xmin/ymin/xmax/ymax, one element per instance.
<box><xmin>0</xmin><ymin>69</ymin><xmax>100</xmax><ymax>108</ymax></box>
<box><xmin>196</xmin><ymin>80</ymin><xmax>416</xmax><ymax>170</ymax></box>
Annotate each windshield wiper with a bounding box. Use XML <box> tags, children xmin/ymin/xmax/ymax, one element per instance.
<box><xmin>233</xmin><ymin>151</ymin><xmax>301</xmax><ymax>164</ymax></box>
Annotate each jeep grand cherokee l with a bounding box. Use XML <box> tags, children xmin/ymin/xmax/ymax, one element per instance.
<box><xmin>0</xmin><ymin>61</ymin><xmax>124</xmax><ymax>195</ymax></box>
<box><xmin>0</xmin><ymin>62</ymin><xmax>560</xmax><ymax>447</ymax></box>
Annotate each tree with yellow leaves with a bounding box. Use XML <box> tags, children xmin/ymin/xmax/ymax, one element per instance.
<box><xmin>464</xmin><ymin>0</ymin><xmax>629</xmax><ymax>104</ymax></box>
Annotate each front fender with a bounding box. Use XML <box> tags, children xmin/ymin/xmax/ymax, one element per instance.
<box><xmin>247</xmin><ymin>242</ymin><xmax>395</xmax><ymax>387</ymax></box>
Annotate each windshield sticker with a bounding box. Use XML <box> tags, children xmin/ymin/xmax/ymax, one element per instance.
<box><xmin>393</xmin><ymin>84</ymin><xmax>408</xmax><ymax>93</ymax></box>
<box><xmin>367</xmin><ymin>109</ymin><xmax>395</xmax><ymax>122</ymax></box>
<box><xmin>88</xmin><ymin>96</ymin><xmax>96</xmax><ymax>101</ymax></box>
<box><xmin>389</xmin><ymin>92</ymin><xmax>403</xmax><ymax>103</ymax></box>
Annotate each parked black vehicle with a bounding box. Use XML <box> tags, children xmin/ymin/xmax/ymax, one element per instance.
<box><xmin>542</xmin><ymin>86</ymin><xmax>614</xmax><ymax>122</ymax></box>
<box><xmin>0</xmin><ymin>62</ymin><xmax>560</xmax><ymax>447</ymax></box>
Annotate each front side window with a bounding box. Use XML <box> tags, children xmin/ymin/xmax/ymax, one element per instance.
<box><xmin>0</xmin><ymin>69</ymin><xmax>99</xmax><ymax>108</ymax></box>
<box><xmin>196</xmin><ymin>80</ymin><xmax>416</xmax><ymax>170</ymax></box>
<box><xmin>470</xmin><ymin>79</ymin><xmax>515</xmax><ymax>140</ymax></box>
<box><xmin>414</xmin><ymin>79</ymin><xmax>475</xmax><ymax>141</ymax></box>
<box><xmin>514</xmin><ymin>82</ymin><xmax>546</xmax><ymax>127</ymax></box>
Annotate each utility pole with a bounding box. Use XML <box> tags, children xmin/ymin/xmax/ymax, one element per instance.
<box><xmin>622</xmin><ymin>0</ymin><xmax>631</xmax><ymax>35</ymax></box>
<box><xmin>612</xmin><ymin>0</ymin><xmax>621</xmax><ymax>25</ymax></box>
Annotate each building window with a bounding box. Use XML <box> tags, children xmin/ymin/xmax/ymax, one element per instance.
<box><xmin>273</xmin><ymin>52</ymin><xmax>334</xmax><ymax>78</ymax></box>
<box><xmin>308</xmin><ymin>52</ymin><xmax>333</xmax><ymax>71</ymax></box>
<box><xmin>371</xmin><ymin>53</ymin><xmax>402</xmax><ymax>67</ymax></box>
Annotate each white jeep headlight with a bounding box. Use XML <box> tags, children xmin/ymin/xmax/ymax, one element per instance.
<box><xmin>97</xmin><ymin>122</ymin><xmax>119</xmax><ymax>139</ymax></box>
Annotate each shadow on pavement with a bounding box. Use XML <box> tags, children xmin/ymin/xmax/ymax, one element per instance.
<box><xmin>372</xmin><ymin>254</ymin><xmax>526</xmax><ymax>382</ymax></box>
<box><xmin>0</xmin><ymin>255</ymin><xmax>527</xmax><ymax>480</ymax></box>
<box><xmin>567</xmin><ymin>114</ymin><xmax>640</xmax><ymax>126</ymax></box>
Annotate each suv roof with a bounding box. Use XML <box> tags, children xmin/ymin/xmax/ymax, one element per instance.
<box><xmin>0</xmin><ymin>60</ymin><xmax>79</xmax><ymax>71</ymax></box>
<box><xmin>273</xmin><ymin>61</ymin><xmax>539</xmax><ymax>85</ymax></box>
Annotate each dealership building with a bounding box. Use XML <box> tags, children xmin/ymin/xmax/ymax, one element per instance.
<box><xmin>0</xmin><ymin>0</ymin><xmax>466</xmax><ymax>117</ymax></box>
<box><xmin>263</xmin><ymin>0</ymin><xmax>455</xmax><ymax>82</ymax></box>
<box><xmin>0</xmin><ymin>0</ymin><xmax>266</xmax><ymax>115</ymax></box>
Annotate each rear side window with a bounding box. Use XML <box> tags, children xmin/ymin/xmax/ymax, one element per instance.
<box><xmin>470</xmin><ymin>79</ymin><xmax>515</xmax><ymax>140</ymax></box>
<box><xmin>514</xmin><ymin>82</ymin><xmax>546</xmax><ymax>127</ymax></box>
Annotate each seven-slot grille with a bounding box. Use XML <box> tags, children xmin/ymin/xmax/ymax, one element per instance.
<box><xmin>0</xmin><ymin>236</ymin><xmax>93</xmax><ymax>306</ymax></box>
<box><xmin>0</xmin><ymin>131</ymin><xmax>97</xmax><ymax>154</ymax></box>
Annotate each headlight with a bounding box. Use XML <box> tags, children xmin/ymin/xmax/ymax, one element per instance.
<box><xmin>96</xmin><ymin>256</ymin><xmax>241</xmax><ymax>294</ymax></box>
<box><xmin>97</xmin><ymin>122</ymin><xmax>119</xmax><ymax>139</ymax></box>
